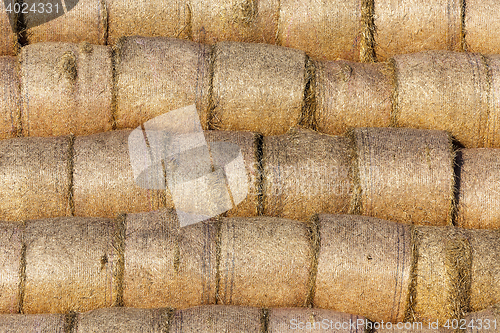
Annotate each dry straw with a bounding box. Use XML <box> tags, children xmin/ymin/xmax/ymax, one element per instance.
<box><xmin>0</xmin><ymin>56</ymin><xmax>20</xmax><ymax>139</ymax></box>
<box><xmin>0</xmin><ymin>313</ymin><xmax>65</xmax><ymax>332</ymax></box>
<box><xmin>20</xmin><ymin>42</ymin><xmax>113</xmax><ymax>137</ymax></box>
<box><xmin>24</xmin><ymin>0</ymin><xmax>107</xmax><ymax>46</ymax></box>
<box><xmin>189</xmin><ymin>0</ymin><xmax>279</xmax><ymax>45</ymax></box>
<box><xmin>374</xmin><ymin>0</ymin><xmax>462</xmax><ymax>61</ymax></box>
<box><xmin>262</xmin><ymin>128</ymin><xmax>352</xmax><ymax>221</ymax></box>
<box><xmin>393</xmin><ymin>51</ymin><xmax>490</xmax><ymax>148</ymax></box>
<box><xmin>313</xmin><ymin>214</ymin><xmax>412</xmax><ymax>323</ymax></box>
<box><xmin>0</xmin><ymin>136</ymin><xmax>72</xmax><ymax>221</ymax></box>
<box><xmin>107</xmin><ymin>0</ymin><xmax>190</xmax><ymax>45</ymax></box>
<box><xmin>352</xmin><ymin>127</ymin><xmax>455</xmax><ymax>226</ymax></box>
<box><xmin>314</xmin><ymin>60</ymin><xmax>393</xmax><ymax>135</ymax></box>
<box><xmin>218</xmin><ymin>216</ymin><xmax>313</xmax><ymax>307</ymax></box>
<box><xmin>114</xmin><ymin>37</ymin><xmax>211</xmax><ymax>131</ymax></box>
<box><xmin>464</xmin><ymin>0</ymin><xmax>500</xmax><ymax>54</ymax></box>
<box><xmin>210</xmin><ymin>41</ymin><xmax>306</xmax><ymax>136</ymax></box>
<box><xmin>456</xmin><ymin>149</ymin><xmax>500</xmax><ymax>229</ymax></box>
<box><xmin>0</xmin><ymin>222</ymin><xmax>23</xmax><ymax>314</ymax></box>
<box><xmin>277</xmin><ymin>0</ymin><xmax>363</xmax><ymax>61</ymax></box>
<box><xmin>464</xmin><ymin>304</ymin><xmax>500</xmax><ymax>331</ymax></box>
<box><xmin>123</xmin><ymin>210</ymin><xmax>217</xmax><ymax>309</ymax></box>
<box><xmin>0</xmin><ymin>5</ymin><xmax>16</xmax><ymax>56</ymax></box>
<box><xmin>484</xmin><ymin>55</ymin><xmax>500</xmax><ymax>148</ymax></box>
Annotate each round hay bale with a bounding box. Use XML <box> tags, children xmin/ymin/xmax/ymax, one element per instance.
<box><xmin>123</xmin><ymin>210</ymin><xmax>217</xmax><ymax>309</ymax></box>
<box><xmin>114</xmin><ymin>37</ymin><xmax>211</xmax><ymax>131</ymax></box>
<box><xmin>262</xmin><ymin>128</ymin><xmax>352</xmax><ymax>221</ymax></box>
<box><xmin>277</xmin><ymin>0</ymin><xmax>363</xmax><ymax>61</ymax></box>
<box><xmin>0</xmin><ymin>222</ymin><xmax>22</xmax><ymax>314</ymax></box>
<box><xmin>204</xmin><ymin>130</ymin><xmax>260</xmax><ymax>217</ymax></box>
<box><xmin>353</xmin><ymin>127</ymin><xmax>454</xmax><ymax>226</ymax></box>
<box><xmin>315</xmin><ymin>59</ymin><xmax>393</xmax><ymax>136</ymax></box>
<box><xmin>73</xmin><ymin>130</ymin><xmax>167</xmax><ymax>218</ymax></box>
<box><xmin>20</xmin><ymin>42</ymin><xmax>113</xmax><ymax>137</ymax></box>
<box><xmin>313</xmin><ymin>214</ymin><xmax>412</xmax><ymax>323</ymax></box>
<box><xmin>24</xmin><ymin>0</ymin><xmax>106</xmax><ymax>46</ymax></box>
<box><xmin>107</xmin><ymin>0</ymin><xmax>190</xmax><ymax>45</ymax></box>
<box><xmin>0</xmin><ymin>313</ymin><xmax>65</xmax><ymax>332</ymax></box>
<box><xmin>484</xmin><ymin>55</ymin><xmax>500</xmax><ymax>148</ymax></box>
<box><xmin>411</xmin><ymin>226</ymin><xmax>471</xmax><ymax>324</ymax></box>
<box><xmin>0</xmin><ymin>3</ymin><xmax>16</xmax><ymax>56</ymax></box>
<box><xmin>469</xmin><ymin>229</ymin><xmax>500</xmax><ymax>313</ymax></box>
<box><xmin>171</xmin><ymin>305</ymin><xmax>262</xmax><ymax>333</ymax></box>
<box><xmin>464</xmin><ymin>0</ymin><xmax>500</xmax><ymax>55</ymax></box>
<box><xmin>190</xmin><ymin>0</ymin><xmax>279</xmax><ymax>45</ymax></box>
<box><xmin>218</xmin><ymin>216</ymin><xmax>312</xmax><ymax>307</ymax></box>
<box><xmin>456</xmin><ymin>149</ymin><xmax>500</xmax><ymax>229</ymax></box>
<box><xmin>463</xmin><ymin>305</ymin><xmax>500</xmax><ymax>332</ymax></box>
<box><xmin>23</xmin><ymin>217</ymin><xmax>118</xmax><ymax>313</ymax></box>
<box><xmin>0</xmin><ymin>136</ymin><xmax>71</xmax><ymax>221</ymax></box>
<box><xmin>76</xmin><ymin>307</ymin><xmax>171</xmax><ymax>332</ymax></box>
<box><xmin>0</xmin><ymin>56</ymin><xmax>20</xmax><ymax>139</ymax></box>
<box><xmin>374</xmin><ymin>0</ymin><xmax>461</xmax><ymax>61</ymax></box>
<box><xmin>268</xmin><ymin>307</ymin><xmax>369</xmax><ymax>332</ymax></box>
<box><xmin>394</xmin><ymin>51</ymin><xmax>489</xmax><ymax>148</ymax></box>
<box><xmin>210</xmin><ymin>41</ymin><xmax>306</xmax><ymax>136</ymax></box>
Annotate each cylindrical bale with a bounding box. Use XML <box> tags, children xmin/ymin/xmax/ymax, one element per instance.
<box><xmin>374</xmin><ymin>0</ymin><xmax>461</xmax><ymax>61</ymax></box>
<box><xmin>314</xmin><ymin>214</ymin><xmax>412</xmax><ymax>323</ymax></box>
<box><xmin>464</xmin><ymin>305</ymin><xmax>500</xmax><ymax>332</ymax></box>
<box><xmin>123</xmin><ymin>210</ymin><xmax>217</xmax><ymax>309</ymax></box>
<box><xmin>219</xmin><ymin>216</ymin><xmax>312</xmax><ymax>307</ymax></box>
<box><xmin>23</xmin><ymin>217</ymin><xmax>119</xmax><ymax>313</ymax></box>
<box><xmin>0</xmin><ymin>223</ymin><xmax>22</xmax><ymax>314</ymax></box>
<box><xmin>484</xmin><ymin>55</ymin><xmax>500</xmax><ymax>148</ymax></box>
<box><xmin>268</xmin><ymin>307</ymin><xmax>369</xmax><ymax>332</ymax></box>
<box><xmin>114</xmin><ymin>37</ymin><xmax>211</xmax><ymax>131</ymax></box>
<box><xmin>394</xmin><ymin>51</ymin><xmax>489</xmax><ymax>148</ymax></box>
<box><xmin>210</xmin><ymin>41</ymin><xmax>306</xmax><ymax>136</ymax></box>
<box><xmin>353</xmin><ymin>127</ymin><xmax>454</xmax><ymax>226</ymax></box>
<box><xmin>0</xmin><ymin>313</ymin><xmax>65</xmax><ymax>332</ymax></box>
<box><xmin>76</xmin><ymin>307</ymin><xmax>171</xmax><ymax>332</ymax></box>
<box><xmin>20</xmin><ymin>42</ymin><xmax>113</xmax><ymax>137</ymax></box>
<box><xmin>171</xmin><ymin>305</ymin><xmax>262</xmax><ymax>332</ymax></box>
<box><xmin>456</xmin><ymin>149</ymin><xmax>500</xmax><ymax>229</ymax></box>
<box><xmin>0</xmin><ymin>56</ymin><xmax>20</xmax><ymax>139</ymax></box>
<box><xmin>190</xmin><ymin>0</ymin><xmax>278</xmax><ymax>45</ymax></box>
<box><xmin>107</xmin><ymin>0</ymin><xmax>190</xmax><ymax>45</ymax></box>
<box><xmin>263</xmin><ymin>128</ymin><xmax>352</xmax><ymax>221</ymax></box>
<box><xmin>277</xmin><ymin>0</ymin><xmax>363</xmax><ymax>61</ymax></box>
<box><xmin>205</xmin><ymin>130</ymin><xmax>260</xmax><ymax>217</ymax></box>
<box><xmin>464</xmin><ymin>0</ymin><xmax>500</xmax><ymax>55</ymax></box>
<box><xmin>0</xmin><ymin>136</ymin><xmax>71</xmax><ymax>221</ymax></box>
<box><xmin>314</xmin><ymin>60</ymin><xmax>393</xmax><ymax>136</ymax></box>
<box><xmin>0</xmin><ymin>4</ymin><xmax>15</xmax><ymax>56</ymax></box>
<box><xmin>469</xmin><ymin>229</ymin><xmax>500</xmax><ymax>313</ymax></box>
<box><xmin>412</xmin><ymin>226</ymin><xmax>471</xmax><ymax>324</ymax></box>
<box><xmin>73</xmin><ymin>130</ymin><xmax>167</xmax><ymax>218</ymax></box>
<box><xmin>23</xmin><ymin>0</ymin><xmax>106</xmax><ymax>46</ymax></box>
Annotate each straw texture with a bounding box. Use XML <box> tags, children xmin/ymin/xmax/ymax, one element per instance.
<box><xmin>484</xmin><ymin>55</ymin><xmax>500</xmax><ymax>148</ymax></box>
<box><xmin>277</xmin><ymin>0</ymin><xmax>363</xmax><ymax>61</ymax></box>
<box><xmin>218</xmin><ymin>216</ymin><xmax>312</xmax><ymax>307</ymax></box>
<box><xmin>456</xmin><ymin>149</ymin><xmax>500</xmax><ymax>229</ymax></box>
<box><xmin>210</xmin><ymin>41</ymin><xmax>306</xmax><ymax>136</ymax></box>
<box><xmin>353</xmin><ymin>127</ymin><xmax>454</xmax><ymax>226</ymax></box>
<box><xmin>107</xmin><ymin>0</ymin><xmax>190</xmax><ymax>45</ymax></box>
<box><xmin>464</xmin><ymin>305</ymin><xmax>500</xmax><ymax>332</ymax></box>
<box><xmin>0</xmin><ymin>136</ymin><xmax>71</xmax><ymax>221</ymax></box>
<box><xmin>114</xmin><ymin>37</ymin><xmax>211</xmax><ymax>131</ymax></box>
<box><xmin>73</xmin><ymin>130</ymin><xmax>167</xmax><ymax>218</ymax></box>
<box><xmin>394</xmin><ymin>51</ymin><xmax>489</xmax><ymax>148</ymax></box>
<box><xmin>0</xmin><ymin>5</ymin><xmax>15</xmax><ymax>56</ymax></box>
<box><xmin>20</xmin><ymin>42</ymin><xmax>113</xmax><ymax>137</ymax></box>
<box><xmin>315</xmin><ymin>60</ymin><xmax>393</xmax><ymax>135</ymax></box>
<box><xmin>314</xmin><ymin>214</ymin><xmax>412</xmax><ymax>323</ymax></box>
<box><xmin>23</xmin><ymin>217</ymin><xmax>119</xmax><ymax>313</ymax></box>
<box><xmin>263</xmin><ymin>128</ymin><xmax>352</xmax><ymax>221</ymax></box>
<box><xmin>0</xmin><ymin>314</ymin><xmax>65</xmax><ymax>332</ymax></box>
<box><xmin>464</xmin><ymin>0</ymin><xmax>500</xmax><ymax>55</ymax></box>
<box><xmin>190</xmin><ymin>0</ymin><xmax>279</xmax><ymax>45</ymax></box>
<box><xmin>0</xmin><ymin>56</ymin><xmax>20</xmax><ymax>139</ymax></box>
<box><xmin>0</xmin><ymin>223</ymin><xmax>22</xmax><ymax>314</ymax></box>
<box><xmin>24</xmin><ymin>0</ymin><xmax>106</xmax><ymax>46</ymax></box>
<box><xmin>171</xmin><ymin>305</ymin><xmax>261</xmax><ymax>332</ymax></box>
<box><xmin>374</xmin><ymin>0</ymin><xmax>461</xmax><ymax>61</ymax></box>
<box><xmin>123</xmin><ymin>210</ymin><xmax>217</xmax><ymax>309</ymax></box>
